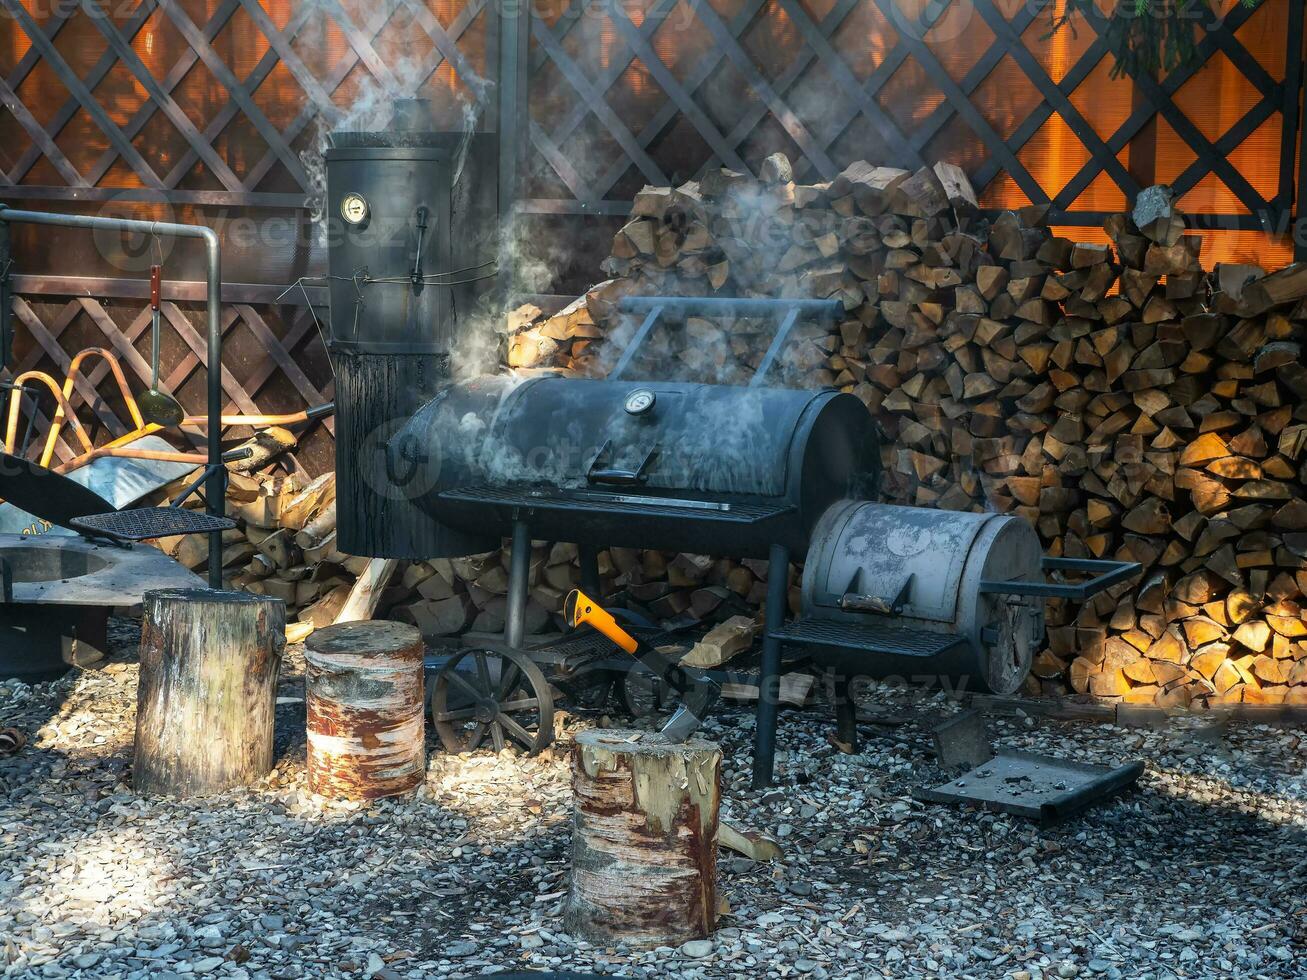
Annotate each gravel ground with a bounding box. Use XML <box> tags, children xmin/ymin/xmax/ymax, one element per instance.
<box><xmin>0</xmin><ymin>618</ymin><xmax>1304</xmax><ymax>980</ymax></box>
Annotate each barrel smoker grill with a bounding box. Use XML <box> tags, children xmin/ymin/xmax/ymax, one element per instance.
<box><xmin>386</xmin><ymin>297</ymin><xmax>886</xmax><ymax>781</ymax></box>
<box><xmin>323</xmin><ymin>124</ymin><xmax>1139</xmax><ymax>786</ymax></box>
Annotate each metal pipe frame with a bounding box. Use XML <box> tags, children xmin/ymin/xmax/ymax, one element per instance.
<box><xmin>752</xmin><ymin>541</ymin><xmax>789</xmax><ymax>788</ymax></box>
<box><xmin>750</xmin><ymin>305</ymin><xmax>801</xmax><ymax>388</ymax></box>
<box><xmin>608</xmin><ymin>303</ymin><xmax>662</xmax><ymax>381</ymax></box>
<box><xmin>0</xmin><ymin>205</ymin><xmax>226</xmax><ymax>588</ymax></box>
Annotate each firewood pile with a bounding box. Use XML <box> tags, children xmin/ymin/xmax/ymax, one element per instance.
<box><xmin>551</xmin><ymin>157</ymin><xmax>1307</xmax><ymax>708</ymax></box>
<box><xmin>159</xmin><ymin>155</ymin><xmax>1307</xmax><ymax>709</ymax></box>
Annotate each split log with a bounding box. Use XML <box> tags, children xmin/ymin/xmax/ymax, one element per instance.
<box><xmin>680</xmin><ymin>615</ymin><xmax>758</xmax><ymax>668</ymax></box>
<box><xmin>134</xmin><ymin>589</ymin><xmax>286</xmax><ymax>797</ymax></box>
<box><xmin>719</xmin><ymin>821</ymin><xmax>784</xmax><ymax>862</ymax></box>
<box><xmin>565</xmin><ymin>730</ymin><xmax>721</xmax><ymax>947</ymax></box>
<box><xmin>304</xmin><ymin>621</ymin><xmax>426</xmax><ymax>800</ymax></box>
<box><xmin>334</xmin><ymin>558</ymin><xmax>399</xmax><ymax>624</ymax></box>
<box><xmin>720</xmin><ymin>672</ymin><xmax>815</xmax><ymax>706</ymax></box>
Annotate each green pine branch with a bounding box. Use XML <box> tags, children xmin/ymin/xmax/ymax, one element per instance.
<box><xmin>1046</xmin><ymin>0</ymin><xmax>1260</xmax><ymax>79</ymax></box>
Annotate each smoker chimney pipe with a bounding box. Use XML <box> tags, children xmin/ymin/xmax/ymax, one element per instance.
<box><xmin>0</xmin><ymin>205</ymin><xmax>226</xmax><ymax>588</ymax></box>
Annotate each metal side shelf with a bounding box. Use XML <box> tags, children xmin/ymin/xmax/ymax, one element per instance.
<box><xmin>438</xmin><ymin>484</ymin><xmax>795</xmax><ymax>525</ymax></box>
<box><xmin>769</xmin><ymin>617</ymin><xmax>968</xmax><ymax>659</ymax></box>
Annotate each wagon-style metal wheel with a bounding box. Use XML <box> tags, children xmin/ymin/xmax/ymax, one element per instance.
<box><xmin>430</xmin><ymin>648</ymin><xmax>554</xmax><ymax>755</ymax></box>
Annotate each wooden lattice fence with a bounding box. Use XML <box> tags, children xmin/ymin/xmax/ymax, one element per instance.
<box><xmin>521</xmin><ymin>0</ymin><xmax>1305</xmax><ymax>268</ymax></box>
<box><xmin>0</xmin><ymin>0</ymin><xmax>1303</xmax><ymax>468</ymax></box>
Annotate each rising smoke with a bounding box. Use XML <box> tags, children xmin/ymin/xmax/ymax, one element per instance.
<box><xmin>296</xmin><ymin>2</ymin><xmax>841</xmax><ymax>495</ymax></box>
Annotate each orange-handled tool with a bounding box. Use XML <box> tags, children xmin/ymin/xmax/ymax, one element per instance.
<box><xmin>563</xmin><ymin>589</ymin><xmax>638</xmax><ymax>654</ymax></box>
<box><xmin>565</xmin><ymin>588</ymin><xmax>720</xmax><ymax>742</ymax></box>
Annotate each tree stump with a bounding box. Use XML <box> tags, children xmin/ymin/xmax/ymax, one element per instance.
<box><xmin>305</xmin><ymin>621</ymin><xmax>425</xmax><ymax>799</ymax></box>
<box><xmin>564</xmin><ymin>729</ymin><xmax>721</xmax><ymax>947</ymax></box>
<box><xmin>134</xmin><ymin>589</ymin><xmax>285</xmax><ymax>797</ymax></box>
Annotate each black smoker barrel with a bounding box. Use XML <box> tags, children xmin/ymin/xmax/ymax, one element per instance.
<box><xmin>387</xmin><ymin>375</ymin><xmax>882</xmax><ymax>558</ymax></box>
<box><xmin>325</xmin><ymin>120</ymin><xmax>498</xmax><ymax>558</ymax></box>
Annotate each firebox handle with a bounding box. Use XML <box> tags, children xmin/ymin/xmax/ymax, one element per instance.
<box><xmin>837</xmin><ymin>569</ymin><xmax>914</xmax><ymax>615</ymax></box>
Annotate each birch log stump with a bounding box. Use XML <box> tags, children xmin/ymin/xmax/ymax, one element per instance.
<box><xmin>134</xmin><ymin>589</ymin><xmax>285</xmax><ymax>797</ymax></box>
<box><xmin>304</xmin><ymin>621</ymin><xmax>425</xmax><ymax>800</ymax></box>
<box><xmin>564</xmin><ymin>730</ymin><xmax>721</xmax><ymax>946</ymax></box>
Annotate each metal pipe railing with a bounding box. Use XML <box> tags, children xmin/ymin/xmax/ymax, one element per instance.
<box><xmin>0</xmin><ymin>206</ymin><xmax>226</xmax><ymax>588</ymax></box>
<box><xmin>618</xmin><ymin>295</ymin><xmax>843</xmax><ymax>317</ymax></box>
<box><xmin>613</xmin><ymin>294</ymin><xmax>844</xmax><ymax>385</ymax></box>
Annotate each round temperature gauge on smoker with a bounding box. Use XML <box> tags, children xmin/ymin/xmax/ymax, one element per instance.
<box><xmin>624</xmin><ymin>389</ymin><xmax>656</xmax><ymax>415</ymax></box>
<box><xmin>340</xmin><ymin>192</ymin><xmax>370</xmax><ymax>225</ymax></box>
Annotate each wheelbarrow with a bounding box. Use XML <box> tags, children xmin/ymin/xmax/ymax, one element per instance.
<box><xmin>0</xmin><ymin>348</ymin><xmax>332</xmax><ymax>534</ymax></box>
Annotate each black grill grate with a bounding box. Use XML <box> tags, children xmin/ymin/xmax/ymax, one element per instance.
<box><xmin>770</xmin><ymin>618</ymin><xmax>967</xmax><ymax>658</ymax></box>
<box><xmin>543</xmin><ymin>625</ymin><xmax>671</xmax><ymax>660</ymax></box>
<box><xmin>70</xmin><ymin>507</ymin><xmax>237</xmax><ymax>542</ymax></box>
<box><xmin>439</xmin><ymin>485</ymin><xmax>793</xmax><ymax>525</ymax></box>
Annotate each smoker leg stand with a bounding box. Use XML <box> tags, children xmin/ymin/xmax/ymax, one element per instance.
<box><xmin>751</xmin><ymin>542</ymin><xmax>789</xmax><ymax>789</ymax></box>
<box><xmin>505</xmin><ymin>518</ymin><xmax>531</xmax><ymax>650</ymax></box>
<box><xmin>578</xmin><ymin>542</ymin><xmax>601</xmax><ymax>598</ymax></box>
<box><xmin>833</xmin><ymin>675</ymin><xmax>859</xmax><ymax>754</ymax></box>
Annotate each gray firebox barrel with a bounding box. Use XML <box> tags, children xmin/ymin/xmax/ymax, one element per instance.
<box><xmin>800</xmin><ymin>501</ymin><xmax>1046</xmax><ymax>694</ymax></box>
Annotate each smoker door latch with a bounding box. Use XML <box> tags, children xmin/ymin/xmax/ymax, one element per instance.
<box><xmin>410</xmin><ymin>205</ymin><xmax>430</xmax><ymax>290</ymax></box>
<box><xmin>838</xmin><ymin>570</ymin><xmax>914</xmax><ymax>615</ymax></box>
<box><xmin>587</xmin><ymin>439</ymin><xmax>658</xmax><ymax>486</ymax></box>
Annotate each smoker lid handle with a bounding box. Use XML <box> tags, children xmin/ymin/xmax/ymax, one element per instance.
<box><xmin>586</xmin><ymin>439</ymin><xmax>657</xmax><ymax>485</ymax></box>
<box><xmin>588</xmin><ymin>468</ymin><xmax>647</xmax><ymax>485</ymax></box>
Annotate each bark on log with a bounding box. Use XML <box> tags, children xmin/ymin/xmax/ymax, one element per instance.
<box><xmin>134</xmin><ymin>589</ymin><xmax>285</xmax><ymax>797</ymax></box>
<box><xmin>304</xmin><ymin>621</ymin><xmax>425</xmax><ymax>800</ymax></box>
<box><xmin>564</xmin><ymin>729</ymin><xmax>721</xmax><ymax>947</ymax></box>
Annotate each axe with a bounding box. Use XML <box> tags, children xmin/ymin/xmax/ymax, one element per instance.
<box><xmin>564</xmin><ymin>589</ymin><xmax>721</xmax><ymax>742</ymax></box>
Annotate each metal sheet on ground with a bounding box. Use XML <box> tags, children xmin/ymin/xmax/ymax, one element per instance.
<box><xmin>913</xmin><ymin>749</ymin><xmax>1145</xmax><ymax>826</ymax></box>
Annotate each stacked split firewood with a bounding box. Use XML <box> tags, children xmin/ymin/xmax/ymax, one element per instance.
<box><xmin>502</xmin><ymin>293</ymin><xmax>611</xmax><ymax>375</ymax></box>
<box><xmin>167</xmin><ymin>155</ymin><xmax>1307</xmax><ymax>708</ymax></box>
<box><xmin>574</xmin><ymin>158</ymin><xmax>1307</xmax><ymax>708</ymax></box>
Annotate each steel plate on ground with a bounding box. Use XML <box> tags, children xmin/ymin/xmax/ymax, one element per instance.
<box><xmin>913</xmin><ymin>749</ymin><xmax>1145</xmax><ymax>826</ymax></box>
